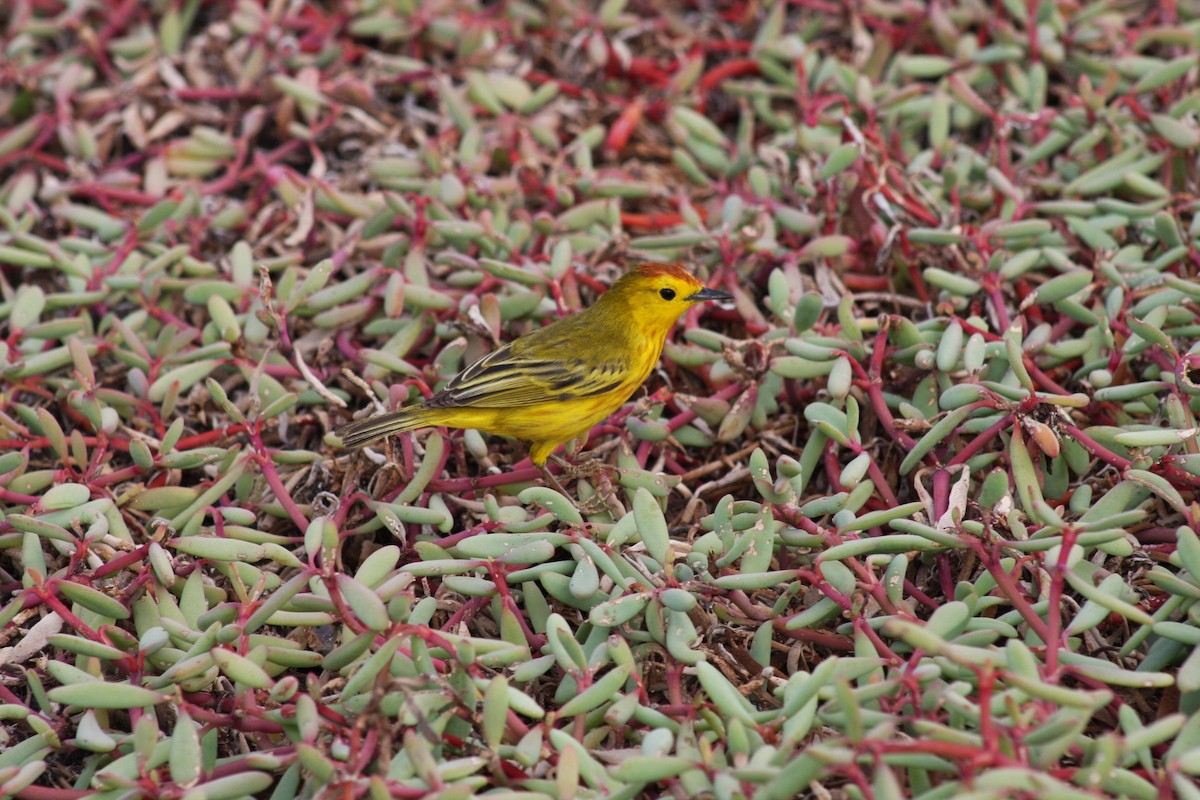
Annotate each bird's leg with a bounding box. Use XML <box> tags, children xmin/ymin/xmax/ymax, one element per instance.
<box><xmin>538</xmin><ymin>462</ymin><xmax>574</xmax><ymax>498</ymax></box>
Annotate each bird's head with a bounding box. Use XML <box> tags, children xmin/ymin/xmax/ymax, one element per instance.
<box><xmin>601</xmin><ymin>262</ymin><xmax>731</xmax><ymax>337</ymax></box>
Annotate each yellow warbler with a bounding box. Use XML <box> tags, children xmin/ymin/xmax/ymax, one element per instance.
<box><xmin>335</xmin><ymin>262</ymin><xmax>730</xmax><ymax>467</ymax></box>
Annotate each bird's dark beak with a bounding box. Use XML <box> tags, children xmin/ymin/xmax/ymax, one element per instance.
<box><xmin>686</xmin><ymin>286</ymin><xmax>733</xmax><ymax>303</ymax></box>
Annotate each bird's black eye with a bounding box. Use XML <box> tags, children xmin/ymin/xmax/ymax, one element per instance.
<box><xmin>659</xmin><ymin>287</ymin><xmax>676</xmax><ymax>301</ymax></box>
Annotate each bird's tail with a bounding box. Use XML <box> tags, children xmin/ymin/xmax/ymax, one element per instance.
<box><xmin>335</xmin><ymin>407</ymin><xmax>434</xmax><ymax>448</ymax></box>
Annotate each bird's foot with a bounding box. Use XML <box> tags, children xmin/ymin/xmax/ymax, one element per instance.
<box><xmin>548</xmin><ymin>453</ymin><xmax>617</xmax><ymax>482</ymax></box>
<box><xmin>544</xmin><ymin>455</ymin><xmax>623</xmax><ymax>516</ymax></box>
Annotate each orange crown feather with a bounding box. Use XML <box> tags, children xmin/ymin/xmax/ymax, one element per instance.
<box><xmin>633</xmin><ymin>262</ymin><xmax>697</xmax><ymax>282</ymax></box>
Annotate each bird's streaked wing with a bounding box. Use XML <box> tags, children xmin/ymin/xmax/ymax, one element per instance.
<box><xmin>424</xmin><ymin>343</ymin><xmax>628</xmax><ymax>409</ymax></box>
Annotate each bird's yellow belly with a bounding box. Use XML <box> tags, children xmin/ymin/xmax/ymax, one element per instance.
<box><xmin>495</xmin><ymin>393</ymin><xmax>630</xmax><ymax>442</ymax></box>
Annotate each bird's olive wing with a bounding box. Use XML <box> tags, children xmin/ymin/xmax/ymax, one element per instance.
<box><xmin>425</xmin><ymin>343</ymin><xmax>628</xmax><ymax>409</ymax></box>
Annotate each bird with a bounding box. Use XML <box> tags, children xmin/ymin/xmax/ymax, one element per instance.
<box><xmin>335</xmin><ymin>262</ymin><xmax>731</xmax><ymax>480</ymax></box>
